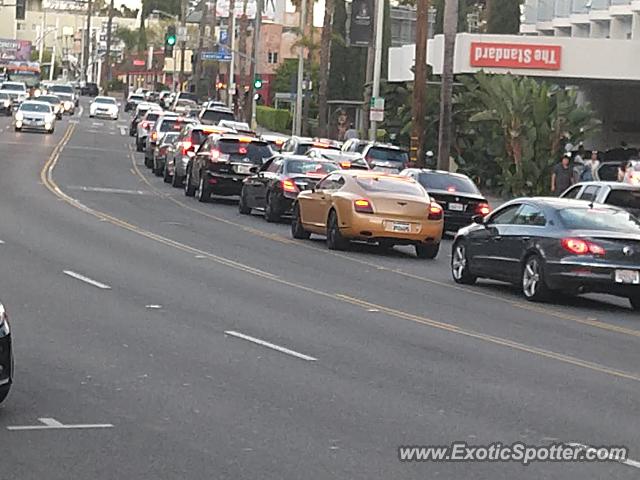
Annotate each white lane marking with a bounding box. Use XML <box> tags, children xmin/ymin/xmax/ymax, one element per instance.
<box><xmin>66</xmin><ymin>185</ymin><xmax>150</xmax><ymax>196</ymax></box>
<box><xmin>145</xmin><ymin>304</ymin><xmax>162</xmax><ymax>309</ymax></box>
<box><xmin>92</xmin><ymin>121</ymin><xmax>104</xmax><ymax>127</ymax></box>
<box><xmin>567</xmin><ymin>442</ymin><xmax>640</xmax><ymax>470</ymax></box>
<box><xmin>119</xmin><ymin>126</ymin><xmax>127</xmax><ymax>136</ymax></box>
<box><xmin>66</xmin><ymin>145</ymin><xmax>126</xmax><ymax>152</ymax></box>
<box><xmin>69</xmin><ymin>119</ymin><xmax>79</xmax><ymax>124</ymax></box>
<box><xmin>224</xmin><ymin>330</ymin><xmax>317</xmax><ymax>362</ymax></box>
<box><xmin>63</xmin><ymin>270</ymin><xmax>111</xmax><ymax>290</ymax></box>
<box><xmin>8</xmin><ymin>417</ymin><xmax>113</xmax><ymax>431</ymax></box>
<box><xmin>78</xmin><ymin>106</ymin><xmax>84</xmax><ymax>117</ymax></box>
<box><xmin>0</xmin><ymin>240</ymin><xmax>4</xmax><ymax>244</ymax></box>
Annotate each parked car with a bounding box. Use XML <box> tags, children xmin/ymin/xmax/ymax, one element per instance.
<box><xmin>239</xmin><ymin>155</ymin><xmax>341</xmax><ymax>221</ymax></box>
<box><xmin>125</xmin><ymin>93</ymin><xmax>146</xmax><ymax>112</ymax></box>
<box><xmin>292</xmin><ymin>171</ymin><xmax>443</xmax><ymax>258</ymax></box>
<box><xmin>361</xmin><ymin>143</ymin><xmax>409</xmax><ymax>173</ymax></box>
<box><xmin>152</xmin><ymin>132</ymin><xmax>181</xmax><ymax>176</ymax></box>
<box><xmin>306</xmin><ymin>149</ymin><xmax>370</xmax><ymax>170</ymax></box>
<box><xmin>281</xmin><ymin>136</ymin><xmax>341</xmax><ymax>156</ymax></box>
<box><xmin>80</xmin><ymin>82</ymin><xmax>99</xmax><ymax>96</ymax></box>
<box><xmin>217</xmin><ymin>120</ymin><xmax>255</xmax><ymax>136</ymax></box>
<box><xmin>89</xmin><ymin>96</ymin><xmax>119</xmax><ymax>120</ymax></box>
<box><xmin>0</xmin><ymin>81</ymin><xmax>28</xmax><ymax>105</ymax></box>
<box><xmin>48</xmin><ymin>84</ymin><xmax>76</xmax><ymax>114</ymax></box>
<box><xmin>145</xmin><ymin>115</ymin><xmax>195</xmax><ymax>168</ymax></box>
<box><xmin>560</xmin><ymin>181</ymin><xmax>640</xmax><ymax>216</ymax></box>
<box><xmin>33</xmin><ymin>94</ymin><xmax>63</xmax><ymax>119</ymax></box>
<box><xmin>400</xmin><ymin>169</ymin><xmax>491</xmax><ymax>233</ymax></box>
<box><xmin>136</xmin><ymin>109</ymin><xmax>166</xmax><ymax>151</ymax></box>
<box><xmin>451</xmin><ymin>197</ymin><xmax>640</xmax><ymax>309</ymax></box>
<box><xmin>184</xmin><ymin>135</ymin><xmax>273</xmax><ymax>201</ymax></box>
<box><xmin>0</xmin><ymin>302</ymin><xmax>13</xmax><ymax>404</ymax></box>
<box><xmin>0</xmin><ymin>92</ymin><xmax>14</xmax><ymax>115</ymax></box>
<box><xmin>198</xmin><ymin>107</ymin><xmax>235</xmax><ymax>125</ymax></box>
<box><xmin>173</xmin><ymin>98</ymin><xmax>197</xmax><ymax>115</ymax></box>
<box><xmin>14</xmin><ymin>100</ymin><xmax>56</xmax><ymax>133</ymax></box>
<box><xmin>261</xmin><ymin>133</ymin><xmax>289</xmax><ymax>152</ymax></box>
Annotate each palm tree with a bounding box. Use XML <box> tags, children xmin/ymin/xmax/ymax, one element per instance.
<box><xmin>316</xmin><ymin>0</ymin><xmax>335</xmax><ymax>137</ymax></box>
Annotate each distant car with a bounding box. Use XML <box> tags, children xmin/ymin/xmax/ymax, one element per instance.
<box><xmin>239</xmin><ymin>155</ymin><xmax>340</xmax><ymax>221</ymax></box>
<box><xmin>198</xmin><ymin>107</ymin><xmax>235</xmax><ymax>125</ymax></box>
<box><xmin>173</xmin><ymin>98</ymin><xmax>197</xmax><ymax>115</ymax></box>
<box><xmin>37</xmin><ymin>94</ymin><xmax>64</xmax><ymax>119</ymax></box>
<box><xmin>171</xmin><ymin>92</ymin><xmax>198</xmax><ymax>110</ymax></box>
<box><xmin>561</xmin><ymin>181</ymin><xmax>640</xmax><ymax>217</ymax></box>
<box><xmin>0</xmin><ymin>92</ymin><xmax>14</xmax><ymax>115</ymax></box>
<box><xmin>130</xmin><ymin>102</ymin><xmax>162</xmax><ymax>137</ymax></box>
<box><xmin>361</xmin><ymin>143</ymin><xmax>409</xmax><ymax>173</ymax></box>
<box><xmin>80</xmin><ymin>82</ymin><xmax>99</xmax><ymax>96</ymax></box>
<box><xmin>622</xmin><ymin>160</ymin><xmax>640</xmax><ymax>185</ymax></box>
<box><xmin>217</xmin><ymin>119</ymin><xmax>255</xmax><ymax>136</ymax></box>
<box><xmin>159</xmin><ymin>91</ymin><xmax>174</xmax><ymax>109</ymax></box>
<box><xmin>292</xmin><ymin>171</ymin><xmax>443</xmax><ymax>258</ymax></box>
<box><xmin>184</xmin><ymin>135</ymin><xmax>273</xmax><ymax>201</ymax></box>
<box><xmin>152</xmin><ymin>132</ymin><xmax>181</xmax><ymax>176</ymax></box>
<box><xmin>48</xmin><ymin>84</ymin><xmax>76</xmax><ymax>114</ymax></box>
<box><xmin>451</xmin><ymin>197</ymin><xmax>640</xmax><ymax>310</ymax></box>
<box><xmin>281</xmin><ymin>136</ymin><xmax>341</xmax><ymax>156</ymax></box>
<box><xmin>401</xmin><ymin>169</ymin><xmax>491</xmax><ymax>233</ymax></box>
<box><xmin>164</xmin><ymin>124</ymin><xmax>234</xmax><ymax>186</ymax></box>
<box><xmin>89</xmin><ymin>96</ymin><xmax>119</xmax><ymax>120</ymax></box>
<box><xmin>145</xmin><ymin>115</ymin><xmax>195</xmax><ymax>168</ymax></box>
<box><xmin>341</xmin><ymin>138</ymin><xmax>370</xmax><ymax>154</ymax></box>
<box><xmin>125</xmin><ymin>93</ymin><xmax>146</xmax><ymax>112</ymax></box>
<box><xmin>261</xmin><ymin>133</ymin><xmax>289</xmax><ymax>152</ymax></box>
<box><xmin>0</xmin><ymin>81</ymin><xmax>28</xmax><ymax>104</ymax></box>
<box><xmin>0</xmin><ymin>302</ymin><xmax>13</xmax><ymax>404</ymax></box>
<box><xmin>14</xmin><ymin>100</ymin><xmax>56</xmax><ymax>133</ymax></box>
<box><xmin>203</xmin><ymin>100</ymin><xmax>227</xmax><ymax>109</ymax></box>
<box><xmin>595</xmin><ymin>161</ymin><xmax>623</xmax><ymax>181</ymax></box>
<box><xmin>306</xmin><ymin>149</ymin><xmax>369</xmax><ymax>170</ymax></box>
<box><xmin>136</xmin><ymin>109</ymin><xmax>165</xmax><ymax>151</ymax></box>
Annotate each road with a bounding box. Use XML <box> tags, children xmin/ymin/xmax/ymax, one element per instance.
<box><xmin>0</xmin><ymin>102</ymin><xmax>638</xmax><ymax>479</ymax></box>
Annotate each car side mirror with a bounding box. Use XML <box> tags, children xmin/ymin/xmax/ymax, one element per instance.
<box><xmin>472</xmin><ymin>214</ymin><xmax>485</xmax><ymax>225</ymax></box>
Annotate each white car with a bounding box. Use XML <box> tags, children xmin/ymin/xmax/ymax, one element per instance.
<box><xmin>14</xmin><ymin>100</ymin><xmax>56</xmax><ymax>134</ymax></box>
<box><xmin>0</xmin><ymin>81</ymin><xmax>28</xmax><ymax>105</ymax></box>
<box><xmin>89</xmin><ymin>96</ymin><xmax>119</xmax><ymax>120</ymax></box>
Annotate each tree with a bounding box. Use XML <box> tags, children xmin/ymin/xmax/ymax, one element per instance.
<box><xmin>114</xmin><ymin>26</ymin><xmax>139</xmax><ymax>52</ymax></box>
<box><xmin>316</xmin><ymin>0</ymin><xmax>335</xmax><ymax>136</ymax></box>
<box><xmin>486</xmin><ymin>0</ymin><xmax>520</xmax><ymax>34</ymax></box>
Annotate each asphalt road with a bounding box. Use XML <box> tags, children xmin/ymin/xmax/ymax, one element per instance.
<box><xmin>0</xmin><ymin>102</ymin><xmax>639</xmax><ymax>479</ymax></box>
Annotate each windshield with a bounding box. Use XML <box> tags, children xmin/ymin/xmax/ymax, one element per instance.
<box><xmin>129</xmin><ymin>95</ymin><xmax>144</xmax><ymax>101</ymax></box>
<box><xmin>285</xmin><ymin>160</ymin><xmax>339</xmax><ymax>175</ymax></box>
<box><xmin>417</xmin><ymin>172</ymin><xmax>481</xmax><ymax>194</ymax></box>
<box><xmin>356</xmin><ymin>176</ymin><xmax>425</xmax><ymax>196</ymax></box>
<box><xmin>219</xmin><ymin>140</ymin><xmax>272</xmax><ymax>164</ymax></box>
<box><xmin>558</xmin><ymin>207</ymin><xmax>640</xmax><ymax>233</ymax></box>
<box><xmin>161</xmin><ymin>133</ymin><xmax>180</xmax><ymax>145</ymax></box>
<box><xmin>1</xmin><ymin>83</ymin><xmax>26</xmax><ymax>91</ymax></box>
<box><xmin>201</xmin><ymin>110</ymin><xmax>235</xmax><ymax>123</ymax></box>
<box><xmin>95</xmin><ymin>97</ymin><xmax>116</xmax><ymax>104</ymax></box>
<box><xmin>605</xmin><ymin>189</ymin><xmax>640</xmax><ymax>210</ymax></box>
<box><xmin>39</xmin><ymin>96</ymin><xmax>60</xmax><ymax>104</ymax></box>
<box><xmin>366</xmin><ymin>147</ymin><xmax>409</xmax><ymax>164</ymax></box>
<box><xmin>160</xmin><ymin>119</ymin><xmax>192</xmax><ymax>132</ymax></box>
<box><xmin>190</xmin><ymin>129</ymin><xmax>213</xmax><ymax>146</ymax></box>
<box><xmin>0</xmin><ymin>93</ymin><xmax>8</xmax><ymax>99</ymax></box>
<box><xmin>20</xmin><ymin>103</ymin><xmax>51</xmax><ymax>113</ymax></box>
<box><xmin>177</xmin><ymin>99</ymin><xmax>195</xmax><ymax>106</ymax></box>
<box><xmin>50</xmin><ymin>85</ymin><xmax>73</xmax><ymax>94</ymax></box>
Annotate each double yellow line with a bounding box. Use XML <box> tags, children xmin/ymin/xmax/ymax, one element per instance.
<box><xmin>41</xmin><ymin>124</ymin><xmax>640</xmax><ymax>383</ymax></box>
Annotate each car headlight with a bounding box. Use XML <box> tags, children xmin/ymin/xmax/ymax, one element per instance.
<box><xmin>3</xmin><ymin>100</ymin><xmax>9</xmax><ymax>108</ymax></box>
<box><xmin>45</xmin><ymin>113</ymin><xmax>55</xmax><ymax>123</ymax></box>
<box><xmin>34</xmin><ymin>89</ymin><xmax>41</xmax><ymax>97</ymax></box>
<box><xmin>15</xmin><ymin>112</ymin><xmax>23</xmax><ymax>121</ymax></box>
<box><xmin>0</xmin><ymin>304</ymin><xmax>10</xmax><ymax>337</ymax></box>
<box><xmin>64</xmin><ymin>101</ymin><xmax>72</xmax><ymax>110</ymax></box>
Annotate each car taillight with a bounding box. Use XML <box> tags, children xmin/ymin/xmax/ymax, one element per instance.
<box><xmin>354</xmin><ymin>199</ymin><xmax>374</xmax><ymax>214</ymax></box>
<box><xmin>428</xmin><ymin>202</ymin><xmax>443</xmax><ymax>220</ymax></box>
<box><xmin>181</xmin><ymin>140</ymin><xmax>193</xmax><ymax>154</ymax></box>
<box><xmin>561</xmin><ymin>238</ymin><xmax>605</xmax><ymax>256</ymax></box>
<box><xmin>475</xmin><ymin>202</ymin><xmax>491</xmax><ymax>216</ymax></box>
<box><xmin>282</xmin><ymin>178</ymin><xmax>299</xmax><ymax>193</ymax></box>
<box><xmin>141</xmin><ymin>121</ymin><xmax>149</xmax><ymax>129</ymax></box>
<box><xmin>151</xmin><ymin>131</ymin><xmax>157</xmax><ymax>141</ymax></box>
<box><xmin>339</xmin><ymin>161</ymin><xmax>352</xmax><ymax>169</ymax></box>
<box><xmin>238</xmin><ymin>146</ymin><xmax>248</xmax><ymax>155</ymax></box>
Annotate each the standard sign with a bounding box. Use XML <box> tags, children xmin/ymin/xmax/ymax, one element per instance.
<box><xmin>470</xmin><ymin>42</ymin><xmax>561</xmax><ymax>70</ymax></box>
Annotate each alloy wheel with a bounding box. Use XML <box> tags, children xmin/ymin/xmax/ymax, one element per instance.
<box><xmin>452</xmin><ymin>244</ymin><xmax>466</xmax><ymax>280</ymax></box>
<box><xmin>523</xmin><ymin>258</ymin><xmax>540</xmax><ymax>298</ymax></box>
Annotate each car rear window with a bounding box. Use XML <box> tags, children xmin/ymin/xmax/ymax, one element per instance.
<box><xmin>50</xmin><ymin>85</ymin><xmax>73</xmax><ymax>94</ymax></box>
<box><xmin>355</xmin><ymin>176</ymin><xmax>426</xmax><ymax>196</ymax></box>
<box><xmin>366</xmin><ymin>147</ymin><xmax>409</xmax><ymax>164</ymax></box>
<box><xmin>178</xmin><ymin>93</ymin><xmax>198</xmax><ymax>102</ymax></box>
<box><xmin>160</xmin><ymin>119</ymin><xmax>190</xmax><ymax>132</ymax></box>
<box><xmin>1</xmin><ymin>83</ymin><xmax>26</xmax><ymax>91</ymax></box>
<box><xmin>285</xmin><ymin>160</ymin><xmax>339</xmax><ymax>175</ymax></box>
<box><xmin>558</xmin><ymin>207</ymin><xmax>640</xmax><ymax>233</ymax></box>
<box><xmin>597</xmin><ymin>164</ymin><xmax>620</xmax><ymax>181</ymax></box>
<box><xmin>145</xmin><ymin>112</ymin><xmax>161</xmax><ymax>122</ymax></box>
<box><xmin>605</xmin><ymin>189</ymin><xmax>640</xmax><ymax>210</ymax></box>
<box><xmin>417</xmin><ymin>172</ymin><xmax>481</xmax><ymax>194</ymax></box>
<box><xmin>201</xmin><ymin>109</ymin><xmax>235</xmax><ymax>123</ymax></box>
<box><xmin>218</xmin><ymin>139</ymin><xmax>272</xmax><ymax>163</ymax></box>
<box><xmin>129</xmin><ymin>95</ymin><xmax>144</xmax><ymax>101</ymax></box>
<box><xmin>190</xmin><ymin>129</ymin><xmax>212</xmax><ymax>146</ymax></box>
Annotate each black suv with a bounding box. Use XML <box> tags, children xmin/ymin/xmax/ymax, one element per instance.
<box><xmin>185</xmin><ymin>136</ymin><xmax>273</xmax><ymax>202</ymax></box>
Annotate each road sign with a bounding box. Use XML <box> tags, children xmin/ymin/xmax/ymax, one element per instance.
<box><xmin>369</xmin><ymin>96</ymin><xmax>385</xmax><ymax>122</ymax></box>
<box><xmin>177</xmin><ymin>26</ymin><xmax>187</xmax><ymax>42</ymax></box>
<box><xmin>219</xmin><ymin>28</ymin><xmax>228</xmax><ymax>45</ymax></box>
<box><xmin>201</xmin><ymin>51</ymin><xmax>232</xmax><ymax>62</ymax></box>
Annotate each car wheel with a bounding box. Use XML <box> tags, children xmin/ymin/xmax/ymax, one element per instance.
<box><xmin>89</xmin><ymin>114</ymin><xmax>94</xmax><ymax>118</ymax></box>
<box><xmin>14</xmin><ymin>127</ymin><xmax>20</xmax><ymax>132</ymax></box>
<box><xmin>522</xmin><ymin>254</ymin><xmax>550</xmax><ymax>302</ymax></box>
<box><xmin>153</xmin><ymin>160</ymin><xmax>162</xmax><ymax>176</ymax></box>
<box><xmin>49</xmin><ymin>128</ymin><xmax>55</xmax><ymax>134</ymax></box>
<box><xmin>238</xmin><ymin>189</ymin><xmax>251</xmax><ymax>214</ymax></box>
<box><xmin>0</xmin><ymin>384</ymin><xmax>9</xmax><ymax>404</ymax></box>
<box><xmin>163</xmin><ymin>164</ymin><xmax>172</xmax><ymax>183</ymax></box>
<box><xmin>136</xmin><ymin>140</ymin><xmax>144</xmax><ymax>152</ymax></box>
<box><xmin>327</xmin><ymin>210</ymin><xmax>348</xmax><ymax>250</ymax></box>
<box><xmin>291</xmin><ymin>203</ymin><xmax>310</xmax><ymax>239</ymax></box>
<box><xmin>264</xmin><ymin>192</ymin><xmax>281</xmax><ymax>223</ymax></box>
<box><xmin>628</xmin><ymin>296</ymin><xmax>640</xmax><ymax>311</ymax></box>
<box><xmin>415</xmin><ymin>242</ymin><xmax>440</xmax><ymax>259</ymax></box>
<box><xmin>451</xmin><ymin>241</ymin><xmax>477</xmax><ymax>284</ymax></box>
<box><xmin>196</xmin><ymin>173</ymin><xmax>211</xmax><ymax>203</ymax></box>
<box><xmin>184</xmin><ymin>168</ymin><xmax>196</xmax><ymax>197</ymax></box>
<box><xmin>172</xmin><ymin>171</ymin><xmax>183</xmax><ymax>188</ymax></box>
<box><xmin>144</xmin><ymin>153</ymin><xmax>153</xmax><ymax>169</ymax></box>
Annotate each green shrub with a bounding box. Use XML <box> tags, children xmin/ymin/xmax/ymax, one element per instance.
<box><xmin>256</xmin><ymin>106</ymin><xmax>292</xmax><ymax>134</ymax></box>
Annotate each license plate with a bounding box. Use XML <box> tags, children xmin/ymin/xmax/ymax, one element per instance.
<box><xmin>235</xmin><ymin>164</ymin><xmax>252</xmax><ymax>174</ymax></box>
<box><xmin>615</xmin><ymin>270</ymin><xmax>640</xmax><ymax>284</ymax></box>
<box><xmin>392</xmin><ymin>222</ymin><xmax>411</xmax><ymax>233</ymax></box>
<box><xmin>373</xmin><ymin>166</ymin><xmax>398</xmax><ymax>174</ymax></box>
<box><xmin>448</xmin><ymin>202</ymin><xmax>464</xmax><ymax>212</ymax></box>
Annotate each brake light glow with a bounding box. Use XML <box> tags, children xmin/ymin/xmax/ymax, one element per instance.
<box><xmin>151</xmin><ymin>131</ymin><xmax>158</xmax><ymax>141</ymax></box>
<box><xmin>339</xmin><ymin>161</ymin><xmax>352</xmax><ymax>169</ymax></box>
<box><xmin>282</xmin><ymin>178</ymin><xmax>299</xmax><ymax>193</ymax></box>
<box><xmin>238</xmin><ymin>146</ymin><xmax>248</xmax><ymax>155</ymax></box>
<box><xmin>447</xmin><ymin>186</ymin><xmax>456</xmax><ymax>192</ymax></box>
<box><xmin>210</xmin><ymin>149</ymin><xmax>221</xmax><ymax>161</ymax></box>
<box><xmin>141</xmin><ymin>121</ymin><xmax>149</xmax><ymax>129</ymax></box>
<box><xmin>428</xmin><ymin>202</ymin><xmax>443</xmax><ymax>220</ymax></box>
<box><xmin>475</xmin><ymin>202</ymin><xmax>491</xmax><ymax>216</ymax></box>
<box><xmin>561</xmin><ymin>238</ymin><xmax>605</xmax><ymax>256</ymax></box>
<box><xmin>354</xmin><ymin>199</ymin><xmax>374</xmax><ymax>214</ymax></box>
<box><xmin>181</xmin><ymin>140</ymin><xmax>192</xmax><ymax>154</ymax></box>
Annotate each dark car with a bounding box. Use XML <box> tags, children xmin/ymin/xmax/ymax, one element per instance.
<box><xmin>561</xmin><ymin>181</ymin><xmax>640</xmax><ymax>217</ymax></box>
<box><xmin>153</xmin><ymin>132</ymin><xmax>180</xmax><ymax>176</ymax></box>
<box><xmin>281</xmin><ymin>136</ymin><xmax>341</xmax><ymax>156</ymax></box>
<box><xmin>0</xmin><ymin>92</ymin><xmax>13</xmax><ymax>116</ymax></box>
<box><xmin>198</xmin><ymin>107</ymin><xmax>235</xmax><ymax>125</ymax></box>
<box><xmin>81</xmin><ymin>82</ymin><xmax>99</xmax><ymax>96</ymax></box>
<box><xmin>451</xmin><ymin>197</ymin><xmax>640</xmax><ymax>310</ymax></box>
<box><xmin>401</xmin><ymin>169</ymin><xmax>491</xmax><ymax>232</ymax></box>
<box><xmin>185</xmin><ymin>135</ymin><xmax>274</xmax><ymax>202</ymax></box>
<box><xmin>239</xmin><ymin>155</ymin><xmax>340</xmax><ymax>221</ymax></box>
<box><xmin>0</xmin><ymin>302</ymin><xmax>13</xmax><ymax>404</ymax></box>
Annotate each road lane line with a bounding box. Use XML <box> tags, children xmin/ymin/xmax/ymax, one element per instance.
<box><xmin>0</xmin><ymin>240</ymin><xmax>4</xmax><ymax>244</ymax></box>
<box><xmin>63</xmin><ymin>270</ymin><xmax>111</xmax><ymax>290</ymax></box>
<box><xmin>8</xmin><ymin>417</ymin><xmax>113</xmax><ymax>431</ymax></box>
<box><xmin>224</xmin><ymin>330</ymin><xmax>317</xmax><ymax>361</ymax></box>
<box><xmin>67</xmin><ymin>186</ymin><xmax>150</xmax><ymax>195</ymax></box>
<box><xmin>119</xmin><ymin>126</ymin><xmax>127</xmax><ymax>136</ymax></box>
<box><xmin>567</xmin><ymin>442</ymin><xmax>640</xmax><ymax>470</ymax></box>
<box><xmin>41</xmin><ymin>125</ymin><xmax>640</xmax><ymax>384</ymax></box>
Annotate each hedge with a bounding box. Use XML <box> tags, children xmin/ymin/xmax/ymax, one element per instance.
<box><xmin>256</xmin><ymin>106</ymin><xmax>292</xmax><ymax>134</ymax></box>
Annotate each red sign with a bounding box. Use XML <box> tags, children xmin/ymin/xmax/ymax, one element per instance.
<box><xmin>470</xmin><ymin>42</ymin><xmax>562</xmax><ymax>70</ymax></box>
<box><xmin>132</xmin><ymin>59</ymin><xmax>146</xmax><ymax>66</ymax></box>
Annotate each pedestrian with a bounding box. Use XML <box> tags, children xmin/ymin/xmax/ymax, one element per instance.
<box><xmin>618</xmin><ymin>162</ymin><xmax>627</xmax><ymax>182</ymax></box>
<box><xmin>551</xmin><ymin>154</ymin><xmax>575</xmax><ymax>195</ymax></box>
<box><xmin>580</xmin><ymin>150</ymin><xmax>600</xmax><ymax>182</ymax></box>
<box><xmin>344</xmin><ymin>123</ymin><xmax>358</xmax><ymax>140</ymax></box>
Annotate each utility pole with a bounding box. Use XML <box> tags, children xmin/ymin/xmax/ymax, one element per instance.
<box><xmin>227</xmin><ymin>0</ymin><xmax>236</xmax><ymax>108</ymax></box>
<box><xmin>179</xmin><ymin>0</ymin><xmax>187</xmax><ymax>91</ymax></box>
<box><xmin>293</xmin><ymin>0</ymin><xmax>306</xmax><ymax>136</ymax></box>
<box><xmin>369</xmin><ymin>0</ymin><xmax>385</xmax><ymax>141</ymax></box>
<box><xmin>410</xmin><ymin>0</ymin><xmax>430</xmax><ymax>167</ymax></box>
<box><xmin>194</xmin><ymin>0</ymin><xmax>208</xmax><ymax>96</ymax></box>
<box><xmin>49</xmin><ymin>17</ymin><xmax>59</xmax><ymax>81</ymax></box>
<box><xmin>238</xmin><ymin>0</ymin><xmax>249</xmax><ymax>117</ymax></box>
<box><xmin>248</xmin><ymin>0</ymin><xmax>263</xmax><ymax>126</ymax></box>
<box><xmin>103</xmin><ymin>0</ymin><xmax>115</xmax><ymax>94</ymax></box>
<box><xmin>209</xmin><ymin>0</ymin><xmax>218</xmax><ymax>99</ymax></box>
<box><xmin>38</xmin><ymin>8</ymin><xmax>46</xmax><ymax>64</ymax></box>
<box><xmin>437</xmin><ymin>0</ymin><xmax>458</xmax><ymax>171</ymax></box>
<box><xmin>83</xmin><ymin>0</ymin><xmax>92</xmax><ymax>83</ymax></box>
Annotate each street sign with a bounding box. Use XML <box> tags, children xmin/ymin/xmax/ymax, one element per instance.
<box><xmin>369</xmin><ymin>96</ymin><xmax>384</xmax><ymax>122</ymax></box>
<box><xmin>201</xmin><ymin>51</ymin><xmax>232</xmax><ymax>62</ymax></box>
<box><xmin>177</xmin><ymin>26</ymin><xmax>188</xmax><ymax>42</ymax></box>
<box><xmin>219</xmin><ymin>28</ymin><xmax>228</xmax><ymax>45</ymax></box>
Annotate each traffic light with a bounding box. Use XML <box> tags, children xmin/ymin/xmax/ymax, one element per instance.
<box><xmin>164</xmin><ymin>25</ymin><xmax>177</xmax><ymax>57</ymax></box>
<box><xmin>253</xmin><ymin>77</ymin><xmax>262</xmax><ymax>90</ymax></box>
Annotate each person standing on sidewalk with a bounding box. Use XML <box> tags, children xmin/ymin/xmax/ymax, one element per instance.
<box><xmin>551</xmin><ymin>154</ymin><xmax>575</xmax><ymax>195</ymax></box>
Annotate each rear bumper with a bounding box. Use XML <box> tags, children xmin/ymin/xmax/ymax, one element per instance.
<box><xmin>443</xmin><ymin>213</ymin><xmax>475</xmax><ymax>233</ymax></box>
<box><xmin>546</xmin><ymin>260</ymin><xmax>640</xmax><ymax>296</ymax></box>
<box><xmin>203</xmin><ymin>171</ymin><xmax>247</xmax><ymax>196</ymax></box>
<box><xmin>341</xmin><ymin>212</ymin><xmax>443</xmax><ymax>244</ymax></box>
<box><xmin>0</xmin><ymin>333</ymin><xmax>13</xmax><ymax>391</ymax></box>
